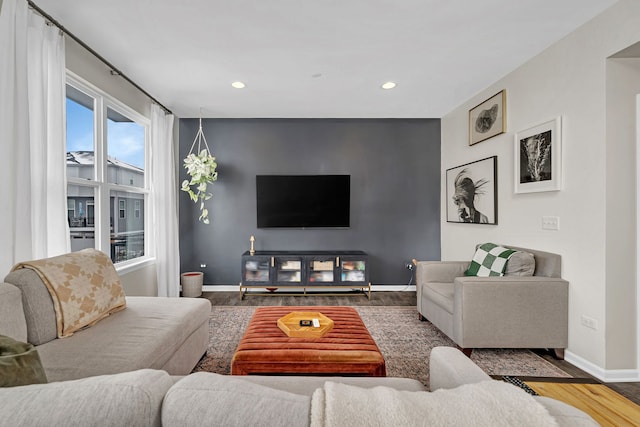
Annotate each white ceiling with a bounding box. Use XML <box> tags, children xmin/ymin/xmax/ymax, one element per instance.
<box><xmin>34</xmin><ymin>0</ymin><xmax>618</xmax><ymax>118</ymax></box>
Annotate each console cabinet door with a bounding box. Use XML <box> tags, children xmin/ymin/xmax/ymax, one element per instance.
<box><xmin>339</xmin><ymin>256</ymin><xmax>368</xmax><ymax>284</ymax></box>
<box><xmin>242</xmin><ymin>255</ymin><xmax>272</xmax><ymax>284</ymax></box>
<box><xmin>307</xmin><ymin>256</ymin><xmax>337</xmax><ymax>285</ymax></box>
<box><xmin>273</xmin><ymin>256</ymin><xmax>304</xmax><ymax>285</ymax></box>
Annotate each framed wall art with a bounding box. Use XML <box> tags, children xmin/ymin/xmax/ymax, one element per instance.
<box><xmin>446</xmin><ymin>156</ymin><xmax>497</xmax><ymax>224</ymax></box>
<box><xmin>469</xmin><ymin>90</ymin><xmax>506</xmax><ymax>146</ymax></box>
<box><xmin>514</xmin><ymin>116</ymin><xmax>562</xmax><ymax>194</ymax></box>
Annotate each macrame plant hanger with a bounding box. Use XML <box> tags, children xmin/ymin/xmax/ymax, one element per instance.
<box><xmin>182</xmin><ymin>112</ymin><xmax>218</xmax><ymax>224</ymax></box>
<box><xmin>188</xmin><ymin>116</ymin><xmax>212</xmax><ymax>157</ymax></box>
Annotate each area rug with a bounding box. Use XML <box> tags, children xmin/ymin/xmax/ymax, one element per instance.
<box><xmin>193</xmin><ymin>306</ymin><xmax>571</xmax><ymax>388</ymax></box>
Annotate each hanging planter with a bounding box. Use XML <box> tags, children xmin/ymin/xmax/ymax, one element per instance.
<box><xmin>181</xmin><ymin>118</ymin><xmax>218</xmax><ymax>224</ymax></box>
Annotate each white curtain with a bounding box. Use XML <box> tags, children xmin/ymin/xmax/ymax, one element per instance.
<box><xmin>0</xmin><ymin>0</ymin><xmax>68</xmax><ymax>275</ymax></box>
<box><xmin>151</xmin><ymin>104</ymin><xmax>180</xmax><ymax>297</ymax></box>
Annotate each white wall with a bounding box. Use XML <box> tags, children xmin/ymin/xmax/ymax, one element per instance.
<box><xmin>65</xmin><ymin>37</ymin><xmax>150</xmax><ymax>117</ymax></box>
<box><xmin>441</xmin><ymin>0</ymin><xmax>640</xmax><ymax>379</ymax></box>
<box><xmin>65</xmin><ymin>35</ymin><xmax>159</xmax><ymax>296</ymax></box>
<box><xmin>605</xmin><ymin>57</ymin><xmax>640</xmax><ymax>370</ymax></box>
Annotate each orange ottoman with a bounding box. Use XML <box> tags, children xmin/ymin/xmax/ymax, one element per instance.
<box><xmin>231</xmin><ymin>306</ymin><xmax>386</xmax><ymax>376</ymax></box>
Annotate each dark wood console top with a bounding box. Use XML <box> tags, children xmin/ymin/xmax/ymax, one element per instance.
<box><xmin>242</xmin><ymin>250</ymin><xmax>367</xmax><ymax>256</ymax></box>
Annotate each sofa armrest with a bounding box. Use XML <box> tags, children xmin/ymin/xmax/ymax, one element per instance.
<box><xmin>0</xmin><ymin>283</ymin><xmax>28</xmax><ymax>342</ymax></box>
<box><xmin>415</xmin><ymin>261</ymin><xmax>469</xmax><ymax>284</ymax></box>
<box><xmin>429</xmin><ymin>346</ymin><xmax>490</xmax><ymax>391</ymax></box>
<box><xmin>452</xmin><ymin>276</ymin><xmax>569</xmax><ymax>348</ymax></box>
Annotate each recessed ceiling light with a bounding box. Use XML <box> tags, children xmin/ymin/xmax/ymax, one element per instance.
<box><xmin>381</xmin><ymin>81</ymin><xmax>396</xmax><ymax>90</ymax></box>
<box><xmin>231</xmin><ymin>81</ymin><xmax>246</xmax><ymax>89</ymax></box>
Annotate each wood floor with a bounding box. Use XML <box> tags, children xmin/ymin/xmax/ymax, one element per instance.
<box><xmin>525</xmin><ymin>381</ymin><xmax>640</xmax><ymax>426</ymax></box>
<box><xmin>202</xmin><ymin>290</ymin><xmax>640</xmax><ymax>406</ymax></box>
<box><xmin>203</xmin><ymin>289</ymin><xmax>416</xmax><ymax>306</ymax></box>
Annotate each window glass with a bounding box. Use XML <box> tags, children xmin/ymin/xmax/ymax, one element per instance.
<box><xmin>67</xmin><ymin>184</ymin><xmax>95</xmax><ymax>252</ymax></box>
<box><xmin>86</xmin><ymin>202</ymin><xmax>95</xmax><ymax>226</ymax></box>
<box><xmin>110</xmin><ymin>190</ymin><xmax>144</xmax><ymax>263</ymax></box>
<box><xmin>66</xmin><ymin>86</ymin><xmax>95</xmax><ymax>180</ymax></box>
<box><xmin>67</xmin><ymin>199</ymin><xmax>75</xmax><ymax>220</ymax></box>
<box><xmin>107</xmin><ymin>107</ymin><xmax>145</xmax><ymax>188</ymax></box>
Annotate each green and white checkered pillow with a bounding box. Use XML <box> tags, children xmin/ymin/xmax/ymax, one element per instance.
<box><xmin>464</xmin><ymin>243</ymin><xmax>517</xmax><ymax>277</ymax></box>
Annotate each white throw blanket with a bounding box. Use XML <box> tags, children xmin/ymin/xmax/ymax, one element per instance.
<box><xmin>310</xmin><ymin>380</ymin><xmax>558</xmax><ymax>427</ymax></box>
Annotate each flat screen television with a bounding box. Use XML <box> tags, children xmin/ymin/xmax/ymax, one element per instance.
<box><xmin>256</xmin><ymin>175</ymin><xmax>350</xmax><ymax>228</ymax></box>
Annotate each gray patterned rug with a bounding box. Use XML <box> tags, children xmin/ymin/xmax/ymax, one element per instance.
<box><xmin>193</xmin><ymin>306</ymin><xmax>570</xmax><ymax>388</ymax></box>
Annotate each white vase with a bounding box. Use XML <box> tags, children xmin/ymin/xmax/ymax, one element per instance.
<box><xmin>181</xmin><ymin>272</ymin><xmax>203</xmax><ymax>297</ymax></box>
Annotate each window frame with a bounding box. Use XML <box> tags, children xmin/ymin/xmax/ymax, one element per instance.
<box><xmin>66</xmin><ymin>71</ymin><xmax>153</xmax><ymax>271</ymax></box>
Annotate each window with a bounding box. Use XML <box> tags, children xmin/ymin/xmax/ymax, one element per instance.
<box><xmin>67</xmin><ymin>199</ymin><xmax>75</xmax><ymax>221</ymax></box>
<box><xmin>86</xmin><ymin>201</ymin><xmax>95</xmax><ymax>226</ymax></box>
<box><xmin>66</xmin><ymin>73</ymin><xmax>150</xmax><ymax>265</ymax></box>
<box><xmin>119</xmin><ymin>200</ymin><xmax>126</xmax><ymax>219</ymax></box>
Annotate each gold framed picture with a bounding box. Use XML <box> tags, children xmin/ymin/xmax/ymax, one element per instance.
<box><xmin>469</xmin><ymin>90</ymin><xmax>506</xmax><ymax>146</ymax></box>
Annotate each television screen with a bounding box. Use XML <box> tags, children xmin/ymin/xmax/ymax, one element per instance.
<box><xmin>256</xmin><ymin>175</ymin><xmax>350</xmax><ymax>228</ymax></box>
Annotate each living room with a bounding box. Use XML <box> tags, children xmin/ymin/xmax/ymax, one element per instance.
<box><xmin>1</xmin><ymin>0</ymin><xmax>639</xmax><ymax>421</ymax></box>
<box><xmin>178</xmin><ymin>0</ymin><xmax>638</xmax><ymax>384</ymax></box>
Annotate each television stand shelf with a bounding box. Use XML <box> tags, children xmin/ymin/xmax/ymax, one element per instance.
<box><xmin>240</xmin><ymin>250</ymin><xmax>370</xmax><ymax>300</ymax></box>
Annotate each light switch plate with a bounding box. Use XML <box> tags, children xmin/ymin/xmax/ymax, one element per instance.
<box><xmin>542</xmin><ymin>216</ymin><xmax>560</xmax><ymax>230</ymax></box>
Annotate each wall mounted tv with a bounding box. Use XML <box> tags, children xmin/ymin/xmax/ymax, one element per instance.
<box><xmin>256</xmin><ymin>175</ymin><xmax>350</xmax><ymax>228</ymax></box>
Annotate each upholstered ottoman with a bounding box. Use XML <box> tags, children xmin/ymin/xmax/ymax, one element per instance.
<box><xmin>231</xmin><ymin>306</ymin><xmax>386</xmax><ymax>376</ymax></box>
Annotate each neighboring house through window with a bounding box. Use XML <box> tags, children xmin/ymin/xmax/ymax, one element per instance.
<box><xmin>66</xmin><ymin>72</ymin><xmax>150</xmax><ymax>264</ymax></box>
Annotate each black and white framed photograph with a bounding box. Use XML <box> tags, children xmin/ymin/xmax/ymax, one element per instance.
<box><xmin>514</xmin><ymin>116</ymin><xmax>562</xmax><ymax>193</ymax></box>
<box><xmin>446</xmin><ymin>156</ymin><xmax>497</xmax><ymax>224</ymax></box>
<box><xmin>469</xmin><ymin>90</ymin><xmax>506</xmax><ymax>146</ymax></box>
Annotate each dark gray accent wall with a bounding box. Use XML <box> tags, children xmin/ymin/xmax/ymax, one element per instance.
<box><xmin>178</xmin><ymin>118</ymin><xmax>440</xmax><ymax>285</ymax></box>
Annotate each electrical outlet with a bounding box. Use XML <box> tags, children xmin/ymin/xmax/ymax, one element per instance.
<box><xmin>200</xmin><ymin>263</ymin><xmax>207</xmax><ymax>268</ymax></box>
<box><xmin>581</xmin><ymin>315</ymin><xmax>598</xmax><ymax>330</ymax></box>
<box><xmin>405</xmin><ymin>262</ymin><xmax>414</xmax><ymax>271</ymax></box>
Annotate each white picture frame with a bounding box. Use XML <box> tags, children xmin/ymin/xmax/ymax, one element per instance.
<box><xmin>514</xmin><ymin>117</ymin><xmax>562</xmax><ymax>194</ymax></box>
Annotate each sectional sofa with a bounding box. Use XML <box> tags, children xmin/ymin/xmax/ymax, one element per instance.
<box><xmin>0</xmin><ymin>347</ymin><xmax>597</xmax><ymax>426</ymax></box>
<box><xmin>0</xmin><ymin>250</ymin><xmax>596</xmax><ymax>426</ymax></box>
<box><xmin>1</xmin><ymin>265</ymin><xmax>211</xmax><ymax>382</ymax></box>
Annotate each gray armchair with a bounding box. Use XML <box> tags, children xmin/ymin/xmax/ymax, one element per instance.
<box><xmin>415</xmin><ymin>246</ymin><xmax>569</xmax><ymax>359</ymax></box>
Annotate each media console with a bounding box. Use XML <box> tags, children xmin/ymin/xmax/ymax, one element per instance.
<box><xmin>240</xmin><ymin>250</ymin><xmax>370</xmax><ymax>299</ymax></box>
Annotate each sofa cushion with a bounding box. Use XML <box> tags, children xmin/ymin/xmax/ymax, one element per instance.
<box><xmin>0</xmin><ymin>335</ymin><xmax>47</xmax><ymax>387</ymax></box>
<box><xmin>36</xmin><ymin>296</ymin><xmax>211</xmax><ymax>382</ymax></box>
<box><xmin>465</xmin><ymin>243</ymin><xmax>516</xmax><ymax>277</ymax></box>
<box><xmin>239</xmin><ymin>375</ymin><xmax>426</xmax><ymax>396</ymax></box>
<box><xmin>0</xmin><ymin>369</ymin><xmax>173</xmax><ymax>427</ymax></box>
<box><xmin>422</xmin><ymin>282</ymin><xmax>454</xmax><ymax>314</ymax></box>
<box><xmin>163</xmin><ymin>372</ymin><xmax>311</xmax><ymax>427</ymax></box>
<box><xmin>3</xmin><ymin>269</ymin><xmax>57</xmax><ymax>345</ymax></box>
<box><xmin>504</xmin><ymin>251</ymin><xmax>535</xmax><ymax>276</ymax></box>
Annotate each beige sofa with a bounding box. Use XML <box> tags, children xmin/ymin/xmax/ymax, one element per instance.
<box><xmin>415</xmin><ymin>246</ymin><xmax>569</xmax><ymax>358</ymax></box>
<box><xmin>0</xmin><ymin>268</ymin><xmax>211</xmax><ymax>382</ymax></box>
<box><xmin>0</xmin><ymin>347</ymin><xmax>597</xmax><ymax>426</ymax></box>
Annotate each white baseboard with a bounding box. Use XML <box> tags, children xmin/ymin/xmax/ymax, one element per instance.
<box><xmin>202</xmin><ymin>284</ymin><xmax>416</xmax><ymax>292</ymax></box>
<box><xmin>372</xmin><ymin>284</ymin><xmax>416</xmax><ymax>292</ymax></box>
<box><xmin>565</xmin><ymin>350</ymin><xmax>640</xmax><ymax>383</ymax></box>
<box><xmin>203</xmin><ymin>285</ymin><xmax>240</xmax><ymax>292</ymax></box>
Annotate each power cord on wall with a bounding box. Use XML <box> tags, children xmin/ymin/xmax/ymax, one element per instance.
<box><xmin>400</xmin><ymin>261</ymin><xmax>415</xmax><ymax>291</ymax></box>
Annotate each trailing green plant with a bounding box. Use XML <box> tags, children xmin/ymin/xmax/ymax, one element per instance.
<box><xmin>181</xmin><ymin>149</ymin><xmax>218</xmax><ymax>224</ymax></box>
